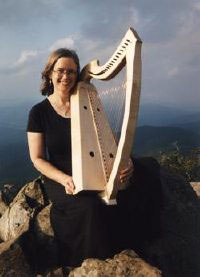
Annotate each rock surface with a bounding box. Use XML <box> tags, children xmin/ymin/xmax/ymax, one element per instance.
<box><xmin>0</xmin><ymin>180</ymin><xmax>45</xmax><ymax>242</ymax></box>
<box><xmin>0</xmin><ymin>239</ymin><xmax>31</xmax><ymax>276</ymax></box>
<box><xmin>0</xmin><ymin>165</ymin><xmax>199</xmax><ymax>276</ymax></box>
<box><xmin>191</xmin><ymin>182</ymin><xmax>200</xmax><ymax>197</ymax></box>
<box><xmin>69</xmin><ymin>250</ymin><xmax>161</xmax><ymax>277</ymax></box>
<box><xmin>0</xmin><ymin>191</ymin><xmax>8</xmax><ymax>218</ymax></box>
<box><xmin>143</xmin><ymin>170</ymin><xmax>200</xmax><ymax>276</ymax></box>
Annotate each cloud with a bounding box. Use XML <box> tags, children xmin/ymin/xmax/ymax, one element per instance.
<box><xmin>0</xmin><ymin>0</ymin><xmax>199</xmax><ymax>110</ymax></box>
<box><xmin>49</xmin><ymin>37</ymin><xmax>75</xmax><ymax>51</ymax></box>
<box><xmin>135</xmin><ymin>0</ymin><xmax>200</xmax><ymax>108</ymax></box>
<box><xmin>79</xmin><ymin>1</ymin><xmax>139</xmax><ymax>44</ymax></box>
<box><xmin>0</xmin><ymin>36</ymin><xmax>76</xmax><ymax>75</ymax></box>
<box><xmin>0</xmin><ymin>49</ymin><xmax>43</xmax><ymax>75</ymax></box>
<box><xmin>14</xmin><ymin>50</ymin><xmax>39</xmax><ymax>66</ymax></box>
<box><xmin>0</xmin><ymin>0</ymin><xmax>67</xmax><ymax>27</ymax></box>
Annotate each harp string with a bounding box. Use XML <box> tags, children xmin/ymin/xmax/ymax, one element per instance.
<box><xmin>92</xmin><ymin>82</ymin><xmax>126</xmax><ymax>182</ymax></box>
<box><xmin>92</xmin><ymin>67</ymin><xmax>126</xmax><ymax>144</ymax></box>
<box><xmin>89</xmin><ymin>70</ymin><xmax>126</xmax><ymax>181</ymax></box>
<box><xmin>99</xmin><ymin>82</ymin><xmax>126</xmax><ymax>140</ymax></box>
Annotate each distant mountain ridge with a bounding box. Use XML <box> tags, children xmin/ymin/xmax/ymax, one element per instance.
<box><xmin>0</xmin><ymin>102</ymin><xmax>199</xmax><ymax>186</ymax></box>
<box><xmin>0</xmin><ymin>101</ymin><xmax>199</xmax><ymax>129</ymax></box>
<box><xmin>133</xmin><ymin>125</ymin><xmax>200</xmax><ymax>156</ymax></box>
<box><xmin>168</xmin><ymin>121</ymin><xmax>200</xmax><ymax>134</ymax></box>
<box><xmin>137</xmin><ymin>103</ymin><xmax>200</xmax><ymax>126</ymax></box>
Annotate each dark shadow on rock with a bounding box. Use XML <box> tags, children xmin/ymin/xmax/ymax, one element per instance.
<box><xmin>5</xmin><ymin>159</ymin><xmax>200</xmax><ymax>276</ymax></box>
<box><xmin>137</xmin><ymin>162</ymin><xmax>200</xmax><ymax>277</ymax></box>
<box><xmin>19</xmin><ymin>228</ymin><xmax>59</xmax><ymax>275</ymax></box>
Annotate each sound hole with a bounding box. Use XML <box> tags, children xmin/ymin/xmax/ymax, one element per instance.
<box><xmin>89</xmin><ymin>151</ymin><xmax>95</xmax><ymax>157</ymax></box>
<box><xmin>109</xmin><ymin>153</ymin><xmax>114</xmax><ymax>158</ymax></box>
<box><xmin>97</xmin><ymin>108</ymin><xmax>100</xmax><ymax>112</ymax></box>
<box><xmin>84</xmin><ymin>106</ymin><xmax>87</xmax><ymax>110</ymax></box>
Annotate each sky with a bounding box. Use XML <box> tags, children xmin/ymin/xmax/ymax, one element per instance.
<box><xmin>0</xmin><ymin>0</ymin><xmax>199</xmax><ymax>111</ymax></box>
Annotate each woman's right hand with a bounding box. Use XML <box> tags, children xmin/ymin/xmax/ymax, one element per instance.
<box><xmin>61</xmin><ymin>175</ymin><xmax>75</xmax><ymax>195</ymax></box>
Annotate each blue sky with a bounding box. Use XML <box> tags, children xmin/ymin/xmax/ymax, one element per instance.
<box><xmin>0</xmin><ymin>0</ymin><xmax>199</xmax><ymax>111</ymax></box>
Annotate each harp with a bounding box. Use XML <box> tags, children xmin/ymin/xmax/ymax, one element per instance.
<box><xmin>71</xmin><ymin>27</ymin><xmax>142</xmax><ymax>204</ymax></box>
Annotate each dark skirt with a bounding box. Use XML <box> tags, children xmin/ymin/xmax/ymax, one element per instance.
<box><xmin>43</xmin><ymin>157</ymin><xmax>163</xmax><ymax>267</ymax></box>
<box><xmin>43</xmin><ymin>178</ymin><xmax>113</xmax><ymax>267</ymax></box>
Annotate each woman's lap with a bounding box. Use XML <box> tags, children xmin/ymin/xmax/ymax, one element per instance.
<box><xmin>43</xmin><ymin>157</ymin><xmax>163</xmax><ymax>266</ymax></box>
<box><xmin>49</xmin><ymin>192</ymin><xmax>112</xmax><ymax>266</ymax></box>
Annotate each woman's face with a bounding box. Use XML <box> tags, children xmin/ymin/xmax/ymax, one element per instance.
<box><xmin>51</xmin><ymin>57</ymin><xmax>78</xmax><ymax>95</ymax></box>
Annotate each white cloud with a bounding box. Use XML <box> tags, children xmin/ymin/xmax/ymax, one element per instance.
<box><xmin>193</xmin><ymin>1</ymin><xmax>200</xmax><ymax>11</ymax></box>
<box><xmin>14</xmin><ymin>50</ymin><xmax>39</xmax><ymax>66</ymax></box>
<box><xmin>0</xmin><ymin>36</ymin><xmax>76</xmax><ymax>75</ymax></box>
<box><xmin>49</xmin><ymin>37</ymin><xmax>75</xmax><ymax>51</ymax></box>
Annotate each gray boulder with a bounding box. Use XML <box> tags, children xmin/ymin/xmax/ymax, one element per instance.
<box><xmin>143</xmin><ymin>169</ymin><xmax>200</xmax><ymax>277</ymax></box>
<box><xmin>0</xmin><ymin>191</ymin><xmax>8</xmax><ymax>218</ymax></box>
<box><xmin>0</xmin><ymin>164</ymin><xmax>199</xmax><ymax>276</ymax></box>
<box><xmin>0</xmin><ymin>179</ymin><xmax>45</xmax><ymax>242</ymax></box>
<box><xmin>69</xmin><ymin>250</ymin><xmax>161</xmax><ymax>277</ymax></box>
<box><xmin>0</xmin><ymin>238</ymin><xmax>31</xmax><ymax>276</ymax></box>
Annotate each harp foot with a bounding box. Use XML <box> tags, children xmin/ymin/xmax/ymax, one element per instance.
<box><xmin>103</xmin><ymin>198</ymin><xmax>117</xmax><ymax>205</ymax></box>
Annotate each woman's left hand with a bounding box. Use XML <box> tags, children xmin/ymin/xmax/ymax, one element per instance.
<box><xmin>119</xmin><ymin>158</ymin><xmax>134</xmax><ymax>184</ymax></box>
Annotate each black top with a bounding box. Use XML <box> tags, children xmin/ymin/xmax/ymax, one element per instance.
<box><xmin>27</xmin><ymin>98</ymin><xmax>72</xmax><ymax>175</ymax></box>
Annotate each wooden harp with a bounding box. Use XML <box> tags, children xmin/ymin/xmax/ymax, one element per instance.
<box><xmin>71</xmin><ymin>27</ymin><xmax>142</xmax><ymax>204</ymax></box>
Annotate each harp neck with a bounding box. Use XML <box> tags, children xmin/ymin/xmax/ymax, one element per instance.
<box><xmin>80</xmin><ymin>27</ymin><xmax>142</xmax><ymax>82</ymax></box>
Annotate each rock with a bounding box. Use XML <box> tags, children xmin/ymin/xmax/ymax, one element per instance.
<box><xmin>0</xmin><ymin>184</ymin><xmax>21</xmax><ymax>218</ymax></box>
<box><xmin>0</xmin><ymin>200</ymin><xmax>30</xmax><ymax>241</ymax></box>
<box><xmin>0</xmin><ymin>191</ymin><xmax>8</xmax><ymax>218</ymax></box>
<box><xmin>14</xmin><ymin>177</ymin><xmax>45</xmax><ymax>206</ymax></box>
<box><xmin>0</xmin><ymin>239</ymin><xmax>31</xmax><ymax>276</ymax></box>
<box><xmin>34</xmin><ymin>204</ymin><xmax>54</xmax><ymax>238</ymax></box>
<box><xmin>143</xmin><ymin>169</ymin><xmax>200</xmax><ymax>277</ymax></box>
<box><xmin>0</xmin><ymin>163</ymin><xmax>199</xmax><ymax>276</ymax></box>
<box><xmin>0</xmin><ymin>184</ymin><xmax>21</xmax><ymax>205</ymax></box>
<box><xmin>45</xmin><ymin>267</ymin><xmax>64</xmax><ymax>276</ymax></box>
<box><xmin>32</xmin><ymin>204</ymin><xmax>59</xmax><ymax>272</ymax></box>
<box><xmin>0</xmin><ymin>178</ymin><xmax>45</xmax><ymax>241</ymax></box>
<box><xmin>69</xmin><ymin>250</ymin><xmax>161</xmax><ymax>277</ymax></box>
<box><xmin>190</xmin><ymin>182</ymin><xmax>200</xmax><ymax>197</ymax></box>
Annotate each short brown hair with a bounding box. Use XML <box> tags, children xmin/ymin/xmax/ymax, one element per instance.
<box><xmin>40</xmin><ymin>48</ymin><xmax>80</xmax><ymax>96</ymax></box>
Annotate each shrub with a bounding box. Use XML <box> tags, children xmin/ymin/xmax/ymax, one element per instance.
<box><xmin>158</xmin><ymin>147</ymin><xmax>200</xmax><ymax>182</ymax></box>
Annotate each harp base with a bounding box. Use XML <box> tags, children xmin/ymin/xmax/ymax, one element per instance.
<box><xmin>102</xmin><ymin>198</ymin><xmax>117</xmax><ymax>205</ymax></box>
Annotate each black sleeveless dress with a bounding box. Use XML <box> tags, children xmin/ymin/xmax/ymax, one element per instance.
<box><xmin>27</xmin><ymin>98</ymin><xmax>163</xmax><ymax>267</ymax></box>
<box><xmin>27</xmin><ymin>99</ymin><xmax>113</xmax><ymax>266</ymax></box>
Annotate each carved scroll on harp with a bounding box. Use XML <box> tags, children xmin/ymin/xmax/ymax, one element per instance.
<box><xmin>71</xmin><ymin>28</ymin><xmax>142</xmax><ymax>204</ymax></box>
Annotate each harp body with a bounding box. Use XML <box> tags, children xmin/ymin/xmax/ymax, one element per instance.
<box><xmin>71</xmin><ymin>28</ymin><xmax>142</xmax><ymax>204</ymax></box>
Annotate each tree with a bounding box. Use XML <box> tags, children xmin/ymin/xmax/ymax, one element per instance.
<box><xmin>158</xmin><ymin>147</ymin><xmax>200</xmax><ymax>182</ymax></box>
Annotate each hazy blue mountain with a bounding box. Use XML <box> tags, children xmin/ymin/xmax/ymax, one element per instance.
<box><xmin>0</xmin><ymin>101</ymin><xmax>199</xmax><ymax>129</ymax></box>
<box><xmin>0</xmin><ymin>100</ymin><xmax>35</xmax><ymax>129</ymax></box>
<box><xmin>0</xmin><ymin>101</ymin><xmax>199</xmax><ymax>186</ymax></box>
<box><xmin>0</xmin><ymin>126</ymin><xmax>38</xmax><ymax>187</ymax></box>
<box><xmin>169</xmin><ymin>121</ymin><xmax>200</xmax><ymax>134</ymax></box>
<box><xmin>133</xmin><ymin>126</ymin><xmax>200</xmax><ymax>156</ymax></box>
<box><xmin>137</xmin><ymin>103</ymin><xmax>200</xmax><ymax>126</ymax></box>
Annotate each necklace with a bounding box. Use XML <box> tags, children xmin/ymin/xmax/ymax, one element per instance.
<box><xmin>48</xmin><ymin>96</ymin><xmax>71</xmax><ymax>118</ymax></box>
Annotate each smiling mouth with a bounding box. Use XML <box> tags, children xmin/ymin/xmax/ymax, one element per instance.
<box><xmin>60</xmin><ymin>81</ymin><xmax>71</xmax><ymax>85</ymax></box>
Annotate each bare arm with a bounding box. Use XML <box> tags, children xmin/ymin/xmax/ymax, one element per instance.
<box><xmin>27</xmin><ymin>132</ymin><xmax>74</xmax><ymax>194</ymax></box>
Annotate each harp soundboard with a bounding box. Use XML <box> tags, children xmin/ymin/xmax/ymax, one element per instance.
<box><xmin>71</xmin><ymin>27</ymin><xmax>142</xmax><ymax>204</ymax></box>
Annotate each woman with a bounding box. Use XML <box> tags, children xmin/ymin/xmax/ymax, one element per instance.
<box><xmin>27</xmin><ymin>48</ymin><xmax>134</xmax><ymax>268</ymax></box>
